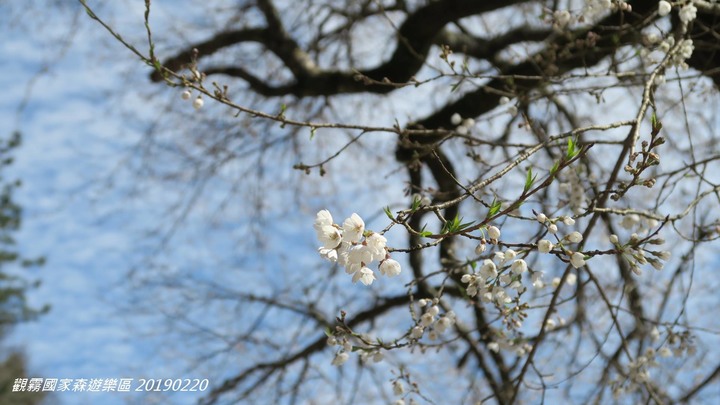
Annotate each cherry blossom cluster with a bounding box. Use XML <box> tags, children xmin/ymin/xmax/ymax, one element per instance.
<box><xmin>611</xmin><ymin>214</ymin><xmax>671</xmax><ymax>274</ymax></box>
<box><xmin>534</xmin><ymin>212</ymin><xmax>587</xmax><ymax>269</ymax></box>
<box><xmin>673</xmin><ymin>38</ymin><xmax>695</xmax><ymax>69</ymax></box>
<box><xmin>610</xmin><ymin>232</ymin><xmax>670</xmax><ymax>274</ymax></box>
<box><xmin>552</xmin><ymin>1</ymin><xmax>630</xmax><ymax>27</ymax></box>
<box><xmin>314</xmin><ymin>210</ymin><xmax>400</xmax><ymax>286</ymax></box>
<box><xmin>391</xmin><ymin>378</ymin><xmax>420</xmax><ymax>405</ymax></box>
<box><xmin>327</xmin><ymin>332</ymin><xmax>385</xmax><ymax>366</ymax></box>
<box><xmin>409</xmin><ymin>299</ymin><xmax>456</xmax><ymax>341</ymax></box>
<box><xmin>662</xmin><ymin>328</ymin><xmax>696</xmax><ymax>357</ymax></box>
<box><xmin>450</xmin><ymin>113</ymin><xmax>475</xmax><ymax>135</ymax></box>
<box><xmin>461</xmin><ymin>220</ymin><xmax>591</xmax><ymax>331</ymax></box>
<box><xmin>461</xmin><ymin>249</ymin><xmax>529</xmax><ymax>303</ymax></box>
<box><xmin>462</xmin><ymin>227</ymin><xmax>544</xmax><ymax>326</ymax></box>
<box><xmin>619</xmin><ymin>213</ymin><xmax>663</xmax><ymax>239</ymax></box>
<box><xmin>487</xmin><ymin>338</ymin><xmax>534</xmax><ymax>357</ymax></box>
<box><xmin>658</xmin><ymin>1</ymin><xmax>698</xmax><ymax>26</ymax></box>
<box><xmin>610</xmin><ymin>327</ymin><xmax>695</xmax><ymax>399</ymax></box>
<box><xmin>651</xmin><ymin>1</ymin><xmax>697</xmax><ymax>73</ymax></box>
<box><xmin>328</xmin><ymin>336</ymin><xmax>352</xmax><ymax>366</ymax></box>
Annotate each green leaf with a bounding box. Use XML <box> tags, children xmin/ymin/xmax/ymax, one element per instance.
<box><xmin>567</xmin><ymin>137</ymin><xmax>576</xmax><ymax>159</ymax></box>
<box><xmin>566</xmin><ymin>136</ymin><xmax>582</xmax><ymax>160</ymax></box>
<box><xmin>443</xmin><ymin>214</ymin><xmax>475</xmax><ymax>233</ymax></box>
<box><xmin>486</xmin><ymin>198</ymin><xmax>502</xmax><ymax>219</ymax></box>
<box><xmin>550</xmin><ymin>160</ymin><xmax>560</xmax><ymax>175</ymax></box>
<box><xmin>383</xmin><ymin>206</ymin><xmax>393</xmax><ymax>220</ymax></box>
<box><xmin>523</xmin><ymin>167</ymin><xmax>537</xmax><ymax>193</ymax></box>
<box><xmin>411</xmin><ymin>196</ymin><xmax>422</xmax><ymax>211</ymax></box>
<box><xmin>651</xmin><ymin>112</ymin><xmax>662</xmax><ymax>133</ymax></box>
<box><xmin>324</xmin><ymin>327</ymin><xmax>332</xmax><ymax>337</ymax></box>
<box><xmin>310</xmin><ymin>127</ymin><xmax>316</xmax><ymax>140</ymax></box>
<box><xmin>457</xmin><ymin>219</ymin><xmax>475</xmax><ymax>232</ymax></box>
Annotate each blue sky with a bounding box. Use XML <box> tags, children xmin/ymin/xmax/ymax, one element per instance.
<box><xmin>2</xmin><ymin>2</ymin><xmax>720</xmax><ymax>404</ymax></box>
<box><xmin>0</xmin><ymin>2</ymin><xmax>212</xmax><ymax>404</ymax></box>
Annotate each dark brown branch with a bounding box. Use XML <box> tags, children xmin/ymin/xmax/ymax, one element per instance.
<box><xmin>677</xmin><ymin>362</ymin><xmax>720</xmax><ymax>403</ymax></box>
<box><xmin>152</xmin><ymin>0</ymin><xmax>526</xmax><ymax>96</ymax></box>
<box><xmin>200</xmin><ymin>293</ymin><xmax>412</xmax><ymax>405</ymax></box>
<box><xmin>436</xmin><ymin>27</ymin><xmax>554</xmax><ymax>62</ymax></box>
<box><xmin>150</xmin><ymin>28</ymin><xmax>267</xmax><ymax>81</ymax></box>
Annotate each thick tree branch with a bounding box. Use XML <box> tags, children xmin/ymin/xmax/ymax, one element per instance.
<box><xmin>200</xmin><ymin>293</ymin><xmax>413</xmax><ymax>404</ymax></box>
<box><xmin>152</xmin><ymin>0</ymin><xmax>526</xmax><ymax>96</ymax></box>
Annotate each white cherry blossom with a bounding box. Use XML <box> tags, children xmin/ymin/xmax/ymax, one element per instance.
<box><xmin>356</xmin><ymin>266</ymin><xmax>376</xmax><ymax>285</ymax></box>
<box><xmin>566</xmin><ymin>231</ymin><xmax>583</xmax><ymax>244</ymax></box>
<box><xmin>538</xmin><ymin>239</ymin><xmax>554</xmax><ymax>253</ymax></box>
<box><xmin>342</xmin><ymin>213</ymin><xmax>365</xmax><ymax>243</ymax></box>
<box><xmin>480</xmin><ymin>259</ymin><xmax>497</xmax><ymax>279</ymax></box>
<box><xmin>317</xmin><ymin>225</ymin><xmax>341</xmax><ymax>249</ymax></box>
<box><xmin>658</xmin><ymin>1</ymin><xmax>672</xmax><ymax>17</ymax></box>
<box><xmin>332</xmin><ymin>351</ymin><xmax>349</xmax><ymax>366</ymax></box>
<box><xmin>570</xmin><ymin>252</ymin><xmax>586</xmax><ymax>268</ymax></box>
<box><xmin>679</xmin><ymin>3</ymin><xmax>697</xmax><ymax>24</ymax></box>
<box><xmin>511</xmin><ymin>259</ymin><xmax>527</xmax><ymax>275</ymax></box>
<box><xmin>379</xmin><ymin>258</ymin><xmax>402</xmax><ymax>277</ymax></box>
<box><xmin>365</xmin><ymin>232</ymin><xmax>387</xmax><ymax>259</ymax></box>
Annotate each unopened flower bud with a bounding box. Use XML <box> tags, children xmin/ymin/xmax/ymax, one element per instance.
<box><xmin>658</xmin><ymin>1</ymin><xmax>672</xmax><ymax>17</ymax></box>
<box><xmin>537</xmin><ymin>239</ymin><xmax>553</xmax><ymax>253</ymax></box>
<box><xmin>649</xmin><ymin>258</ymin><xmax>664</xmax><ymax>271</ymax></box>
<box><xmin>566</xmin><ymin>231</ymin><xmax>583</xmax><ymax>244</ymax></box>
<box><xmin>450</xmin><ymin>113</ymin><xmax>462</xmax><ymax>125</ymax></box>
<box><xmin>570</xmin><ymin>251</ymin><xmax>586</xmax><ymax>269</ymax></box>
<box><xmin>393</xmin><ymin>380</ymin><xmax>404</xmax><ymax>395</ymax></box>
